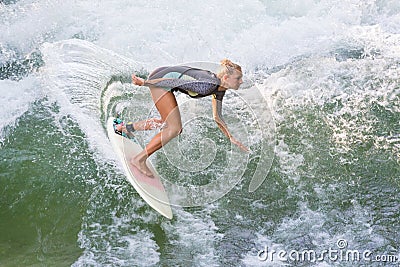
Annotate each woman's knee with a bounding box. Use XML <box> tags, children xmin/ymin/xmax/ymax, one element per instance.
<box><xmin>171</xmin><ymin>126</ymin><xmax>183</xmax><ymax>138</ymax></box>
<box><xmin>164</xmin><ymin>125</ymin><xmax>182</xmax><ymax>138</ymax></box>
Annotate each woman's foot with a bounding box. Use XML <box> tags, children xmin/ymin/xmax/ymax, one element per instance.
<box><xmin>132</xmin><ymin>74</ymin><xmax>145</xmax><ymax>86</ymax></box>
<box><xmin>130</xmin><ymin>156</ymin><xmax>154</xmax><ymax>177</ymax></box>
<box><xmin>115</xmin><ymin>124</ymin><xmax>135</xmax><ymax>138</ymax></box>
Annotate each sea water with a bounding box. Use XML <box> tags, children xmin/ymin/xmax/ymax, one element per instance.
<box><xmin>1</xmin><ymin>0</ymin><xmax>399</xmax><ymax>266</ymax></box>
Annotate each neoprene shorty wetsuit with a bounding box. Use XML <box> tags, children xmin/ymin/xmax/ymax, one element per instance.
<box><xmin>148</xmin><ymin>66</ymin><xmax>226</xmax><ymax>101</ymax></box>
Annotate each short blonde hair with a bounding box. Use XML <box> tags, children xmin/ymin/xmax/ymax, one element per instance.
<box><xmin>217</xmin><ymin>59</ymin><xmax>242</xmax><ymax>79</ymax></box>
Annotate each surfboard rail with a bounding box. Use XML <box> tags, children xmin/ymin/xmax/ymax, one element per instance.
<box><xmin>106</xmin><ymin>117</ymin><xmax>173</xmax><ymax>219</ymax></box>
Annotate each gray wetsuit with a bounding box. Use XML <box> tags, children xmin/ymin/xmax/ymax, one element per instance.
<box><xmin>148</xmin><ymin>66</ymin><xmax>225</xmax><ymax>101</ymax></box>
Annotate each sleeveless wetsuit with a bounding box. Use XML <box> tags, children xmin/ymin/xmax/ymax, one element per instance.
<box><xmin>148</xmin><ymin>66</ymin><xmax>226</xmax><ymax>101</ymax></box>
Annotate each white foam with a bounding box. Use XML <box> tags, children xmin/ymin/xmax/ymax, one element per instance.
<box><xmin>0</xmin><ymin>76</ymin><xmax>40</xmax><ymax>144</ymax></box>
<box><xmin>161</xmin><ymin>206</ymin><xmax>222</xmax><ymax>265</ymax></box>
<box><xmin>4</xmin><ymin>0</ymin><xmax>399</xmax><ymax>72</ymax></box>
<box><xmin>39</xmin><ymin>39</ymin><xmax>143</xmax><ymax>161</ymax></box>
<box><xmin>242</xmin><ymin>201</ymin><xmax>382</xmax><ymax>266</ymax></box>
<box><xmin>73</xmin><ymin>184</ymin><xmax>161</xmax><ymax>267</ymax></box>
<box><xmin>258</xmin><ymin>46</ymin><xmax>399</xmax><ymax>154</ymax></box>
<box><xmin>74</xmin><ymin>223</ymin><xmax>160</xmax><ymax>267</ymax></box>
<box><xmin>6</xmin><ymin>0</ymin><xmax>400</xmax><ymax>59</ymax></box>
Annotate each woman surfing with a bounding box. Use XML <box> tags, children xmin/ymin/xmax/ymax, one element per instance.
<box><xmin>117</xmin><ymin>59</ymin><xmax>248</xmax><ymax>177</ymax></box>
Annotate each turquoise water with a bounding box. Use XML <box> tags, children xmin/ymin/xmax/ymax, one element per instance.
<box><xmin>1</xmin><ymin>0</ymin><xmax>400</xmax><ymax>266</ymax></box>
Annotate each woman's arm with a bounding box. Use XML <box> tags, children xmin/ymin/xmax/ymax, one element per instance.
<box><xmin>212</xmin><ymin>97</ymin><xmax>249</xmax><ymax>152</ymax></box>
<box><xmin>132</xmin><ymin>74</ymin><xmax>171</xmax><ymax>86</ymax></box>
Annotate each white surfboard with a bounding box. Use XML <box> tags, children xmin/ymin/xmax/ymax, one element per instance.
<box><xmin>107</xmin><ymin>117</ymin><xmax>173</xmax><ymax>219</ymax></box>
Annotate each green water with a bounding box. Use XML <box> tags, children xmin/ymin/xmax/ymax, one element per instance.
<box><xmin>1</xmin><ymin>38</ymin><xmax>399</xmax><ymax>267</ymax></box>
<box><xmin>1</xmin><ymin>82</ymin><xmax>400</xmax><ymax>266</ymax></box>
<box><xmin>0</xmin><ymin>100</ymin><xmax>91</xmax><ymax>266</ymax></box>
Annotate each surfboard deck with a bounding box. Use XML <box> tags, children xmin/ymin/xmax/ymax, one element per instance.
<box><xmin>106</xmin><ymin>117</ymin><xmax>173</xmax><ymax>219</ymax></box>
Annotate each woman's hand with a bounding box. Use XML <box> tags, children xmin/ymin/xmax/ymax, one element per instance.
<box><xmin>230</xmin><ymin>136</ymin><xmax>250</xmax><ymax>152</ymax></box>
<box><xmin>132</xmin><ymin>74</ymin><xmax>145</xmax><ymax>86</ymax></box>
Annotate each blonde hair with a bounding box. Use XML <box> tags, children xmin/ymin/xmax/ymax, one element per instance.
<box><xmin>217</xmin><ymin>59</ymin><xmax>242</xmax><ymax>79</ymax></box>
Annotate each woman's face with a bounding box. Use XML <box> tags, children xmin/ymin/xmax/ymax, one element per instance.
<box><xmin>224</xmin><ymin>70</ymin><xmax>243</xmax><ymax>90</ymax></box>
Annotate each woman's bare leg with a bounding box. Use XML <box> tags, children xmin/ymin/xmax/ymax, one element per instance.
<box><xmin>131</xmin><ymin>86</ymin><xmax>182</xmax><ymax>176</ymax></box>
<box><xmin>132</xmin><ymin>118</ymin><xmax>164</xmax><ymax>131</ymax></box>
<box><xmin>115</xmin><ymin>118</ymin><xmax>163</xmax><ymax>134</ymax></box>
